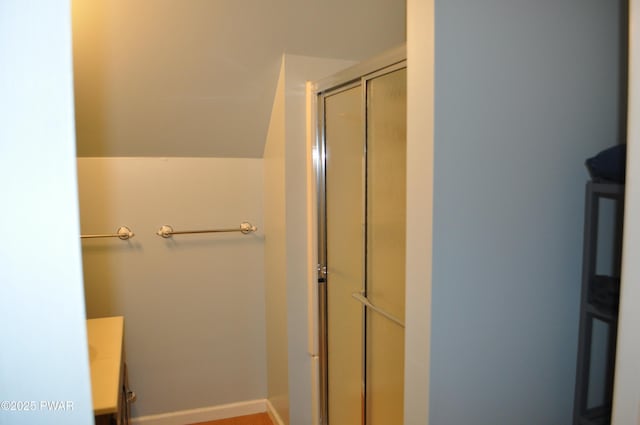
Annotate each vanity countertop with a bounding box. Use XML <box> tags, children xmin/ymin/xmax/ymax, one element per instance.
<box><xmin>87</xmin><ymin>316</ymin><xmax>124</xmax><ymax>416</ymax></box>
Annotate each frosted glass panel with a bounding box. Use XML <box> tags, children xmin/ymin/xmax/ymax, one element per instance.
<box><xmin>367</xmin><ymin>315</ymin><xmax>404</xmax><ymax>425</ymax></box>
<box><xmin>366</xmin><ymin>68</ymin><xmax>406</xmax><ymax>425</ymax></box>
<box><xmin>325</xmin><ymin>86</ymin><xmax>364</xmax><ymax>425</ymax></box>
<box><xmin>323</xmin><ymin>66</ymin><xmax>406</xmax><ymax>425</ymax></box>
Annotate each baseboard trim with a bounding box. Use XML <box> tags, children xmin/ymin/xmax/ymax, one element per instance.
<box><xmin>266</xmin><ymin>399</ymin><xmax>286</xmax><ymax>425</ymax></box>
<box><xmin>130</xmin><ymin>399</ymin><xmax>267</xmax><ymax>425</ymax></box>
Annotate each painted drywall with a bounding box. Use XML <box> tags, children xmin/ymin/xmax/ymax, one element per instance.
<box><xmin>283</xmin><ymin>0</ymin><xmax>406</xmax><ymax>61</ymax></box>
<box><xmin>429</xmin><ymin>0</ymin><xmax>623</xmax><ymax>424</ymax></box>
<box><xmin>264</xmin><ymin>61</ymin><xmax>291</xmax><ymax>425</ymax></box>
<box><xmin>0</xmin><ymin>2</ymin><xmax>94</xmax><ymax>424</ymax></box>
<box><xmin>76</xmin><ymin>158</ymin><xmax>266</xmax><ymax>418</ymax></box>
<box><xmin>71</xmin><ymin>0</ymin><xmax>406</xmax><ymax>158</ymax></box>
<box><xmin>404</xmin><ymin>0</ymin><xmax>434</xmax><ymax>424</ymax></box>
<box><xmin>612</xmin><ymin>0</ymin><xmax>640</xmax><ymax>422</ymax></box>
<box><xmin>263</xmin><ymin>54</ymin><xmax>355</xmax><ymax>425</ymax></box>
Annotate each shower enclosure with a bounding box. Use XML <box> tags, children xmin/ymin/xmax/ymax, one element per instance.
<box><xmin>315</xmin><ymin>47</ymin><xmax>407</xmax><ymax>425</ymax></box>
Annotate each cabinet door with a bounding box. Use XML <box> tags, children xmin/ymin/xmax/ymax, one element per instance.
<box><xmin>117</xmin><ymin>362</ymin><xmax>134</xmax><ymax>425</ymax></box>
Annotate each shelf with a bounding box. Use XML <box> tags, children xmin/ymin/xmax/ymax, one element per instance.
<box><xmin>585</xmin><ymin>304</ymin><xmax>617</xmax><ymax>322</ymax></box>
<box><xmin>574</xmin><ymin>181</ymin><xmax>624</xmax><ymax>425</ymax></box>
<box><xmin>578</xmin><ymin>416</ymin><xmax>609</xmax><ymax>425</ymax></box>
<box><xmin>586</xmin><ymin>275</ymin><xmax>620</xmax><ymax>319</ymax></box>
<box><xmin>577</xmin><ymin>406</ymin><xmax>611</xmax><ymax>425</ymax></box>
<box><xmin>587</xmin><ymin>181</ymin><xmax>625</xmax><ymax>199</ymax></box>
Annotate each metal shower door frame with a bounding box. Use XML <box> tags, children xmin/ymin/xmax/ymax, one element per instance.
<box><xmin>313</xmin><ymin>45</ymin><xmax>406</xmax><ymax>425</ymax></box>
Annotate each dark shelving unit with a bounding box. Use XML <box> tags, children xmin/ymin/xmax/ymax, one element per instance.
<box><xmin>573</xmin><ymin>182</ymin><xmax>625</xmax><ymax>425</ymax></box>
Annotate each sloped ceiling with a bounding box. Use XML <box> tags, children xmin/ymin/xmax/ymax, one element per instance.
<box><xmin>72</xmin><ymin>0</ymin><xmax>406</xmax><ymax>157</ymax></box>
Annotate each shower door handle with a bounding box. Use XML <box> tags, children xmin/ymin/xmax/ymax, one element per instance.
<box><xmin>351</xmin><ymin>292</ymin><xmax>405</xmax><ymax>328</ymax></box>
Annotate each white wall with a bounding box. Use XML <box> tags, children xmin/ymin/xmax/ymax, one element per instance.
<box><xmin>613</xmin><ymin>0</ymin><xmax>640</xmax><ymax>422</ymax></box>
<box><xmin>404</xmin><ymin>1</ymin><xmax>434</xmax><ymax>424</ymax></box>
<box><xmin>428</xmin><ymin>0</ymin><xmax>622</xmax><ymax>424</ymax></box>
<box><xmin>71</xmin><ymin>0</ymin><xmax>405</xmax><ymax>158</ymax></box>
<box><xmin>76</xmin><ymin>158</ymin><xmax>266</xmax><ymax>418</ymax></box>
<box><xmin>264</xmin><ymin>61</ymin><xmax>290</xmax><ymax>425</ymax></box>
<box><xmin>263</xmin><ymin>55</ymin><xmax>354</xmax><ymax>425</ymax></box>
<box><xmin>0</xmin><ymin>2</ymin><xmax>94</xmax><ymax>424</ymax></box>
<box><xmin>283</xmin><ymin>0</ymin><xmax>406</xmax><ymax>61</ymax></box>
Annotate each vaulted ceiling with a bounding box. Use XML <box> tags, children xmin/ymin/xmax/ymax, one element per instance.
<box><xmin>72</xmin><ymin>0</ymin><xmax>406</xmax><ymax>157</ymax></box>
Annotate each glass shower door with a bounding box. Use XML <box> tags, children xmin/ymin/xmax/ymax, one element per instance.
<box><xmin>365</xmin><ymin>67</ymin><xmax>406</xmax><ymax>425</ymax></box>
<box><xmin>321</xmin><ymin>64</ymin><xmax>406</xmax><ymax>425</ymax></box>
<box><xmin>325</xmin><ymin>84</ymin><xmax>365</xmax><ymax>425</ymax></box>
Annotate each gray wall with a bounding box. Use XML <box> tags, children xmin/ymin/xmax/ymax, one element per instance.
<box><xmin>77</xmin><ymin>158</ymin><xmax>266</xmax><ymax>418</ymax></box>
<box><xmin>430</xmin><ymin>0</ymin><xmax>623</xmax><ymax>423</ymax></box>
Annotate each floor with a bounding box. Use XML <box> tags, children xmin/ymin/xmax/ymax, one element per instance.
<box><xmin>189</xmin><ymin>412</ymin><xmax>274</xmax><ymax>425</ymax></box>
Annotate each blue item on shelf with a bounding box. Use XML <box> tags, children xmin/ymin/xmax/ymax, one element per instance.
<box><xmin>585</xmin><ymin>144</ymin><xmax>626</xmax><ymax>183</ymax></box>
